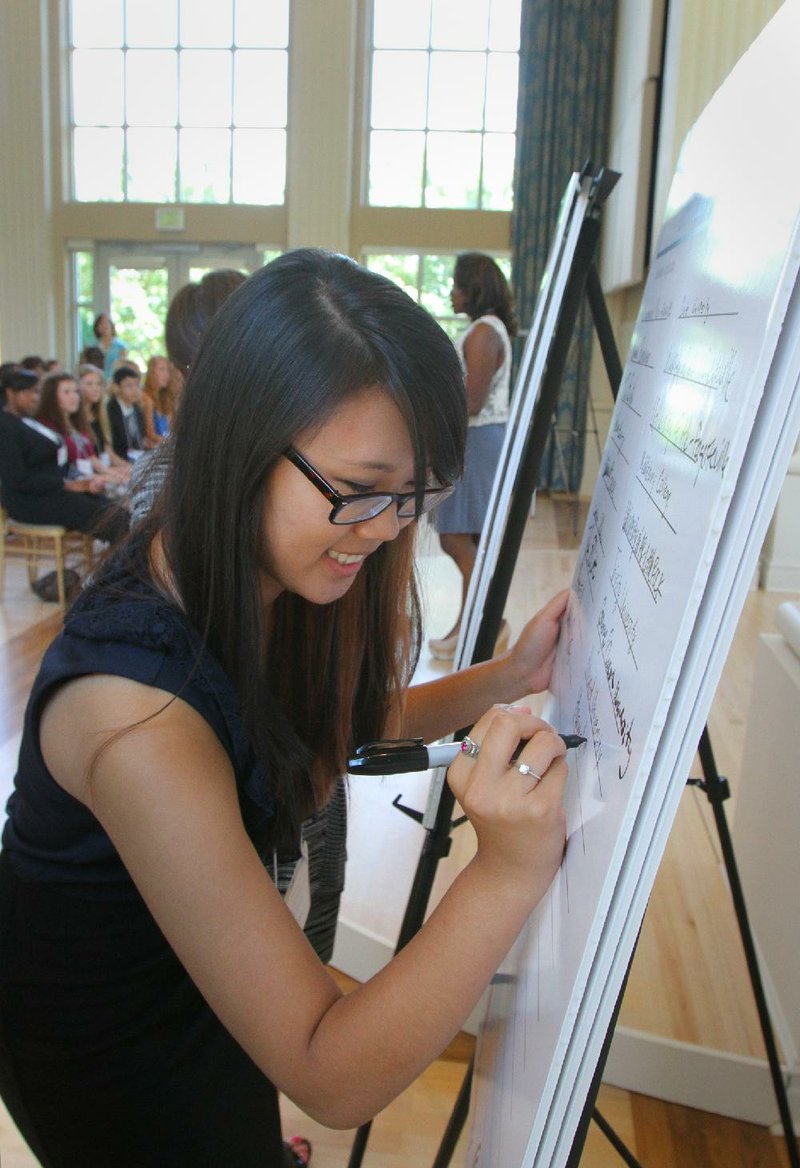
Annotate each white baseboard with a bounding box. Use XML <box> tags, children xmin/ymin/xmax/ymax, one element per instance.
<box><xmin>331</xmin><ymin>917</ymin><xmax>393</xmax><ymax>983</ymax></box>
<box><xmin>332</xmin><ymin>917</ymin><xmax>486</xmax><ymax>1035</ymax></box>
<box><xmin>333</xmin><ymin>923</ymin><xmax>800</xmax><ymax>1130</ymax></box>
<box><xmin>760</xmin><ymin>558</ymin><xmax>800</xmax><ymax>592</ymax></box>
<box><xmin>605</xmin><ymin>1026</ymin><xmax>800</xmax><ymax>1131</ymax></box>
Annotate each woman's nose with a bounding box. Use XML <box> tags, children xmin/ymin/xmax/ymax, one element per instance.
<box><xmin>353</xmin><ymin>503</ymin><xmax>403</xmax><ymax>542</ymax></box>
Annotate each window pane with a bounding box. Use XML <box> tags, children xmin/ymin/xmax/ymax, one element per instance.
<box><xmin>369</xmin><ymin>131</ymin><xmax>424</xmax><ymax>206</ymax></box>
<box><xmin>431</xmin><ymin>0</ymin><xmax>490</xmax><ymax>49</ymax></box>
<box><xmin>428</xmin><ymin>52</ymin><xmax>486</xmax><ymax>131</ymax></box>
<box><xmin>71</xmin><ymin>0</ymin><xmax>122</xmax><ymax>47</ymax></box>
<box><xmin>180</xmin><ymin>0</ymin><xmax>233</xmax><ymax>47</ymax></box>
<box><xmin>421</xmin><ymin>254</ymin><xmax>456</xmax><ymax>317</ymax></box>
<box><xmin>367</xmin><ymin>0</ymin><xmax>520</xmax><ymax>211</ymax></box>
<box><xmin>371</xmin><ymin>51</ymin><xmax>428</xmax><ymax>130</ymax></box>
<box><xmin>73</xmin><ymin>127</ymin><xmax>124</xmax><ymax>200</ymax></box>
<box><xmin>72</xmin><ymin>49</ymin><xmax>124</xmax><ymax>125</ymax></box>
<box><xmin>235</xmin><ymin>0</ymin><xmax>289</xmax><ymax>47</ymax></box>
<box><xmin>373</xmin><ymin>0</ymin><xmax>432</xmax><ymax>49</ymax></box>
<box><xmin>364</xmin><ymin>253</ymin><xmax>420</xmax><ymax>298</ymax></box>
<box><xmin>425</xmin><ymin>131</ymin><xmax>481</xmax><ymax>207</ymax></box>
<box><xmin>234</xmin><ymin>51</ymin><xmax>287</xmax><ymax>127</ymax></box>
<box><xmin>127</xmin><ymin>128</ymin><xmax>177</xmax><ymax>201</ymax></box>
<box><xmin>489</xmin><ymin>0</ymin><xmax>522</xmax><ymax>51</ymax></box>
<box><xmin>481</xmin><ymin>132</ymin><xmax>515</xmax><ymax>210</ymax></box>
<box><xmin>110</xmin><ymin>266</ymin><xmax>169</xmax><ymax>368</ymax></box>
<box><xmin>179</xmin><ymin>128</ymin><xmax>231</xmax><ymax>202</ymax></box>
<box><xmin>180</xmin><ymin>50</ymin><xmax>232</xmax><ymax>126</ymax></box>
<box><xmin>125</xmin><ymin>0</ymin><xmax>177</xmax><ymax>47</ymax></box>
<box><xmin>79</xmin><ymin>304</ymin><xmax>96</xmax><ymax>352</ymax></box>
<box><xmin>75</xmin><ymin>250</ymin><xmax>94</xmax><ymax>301</ymax></box>
<box><xmin>485</xmin><ymin>52</ymin><xmax>518</xmax><ymax>132</ymax></box>
<box><xmin>232</xmin><ymin>128</ymin><xmax>286</xmax><ymax>204</ymax></box>
<box><xmin>126</xmin><ymin>51</ymin><xmax>178</xmax><ymax>126</ymax></box>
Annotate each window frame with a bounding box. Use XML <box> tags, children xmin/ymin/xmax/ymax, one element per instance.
<box><xmin>65</xmin><ymin>0</ymin><xmax>290</xmax><ymax>209</ymax></box>
<box><xmin>349</xmin><ymin>0</ymin><xmax>515</xmax><ymax>262</ymax></box>
<box><xmin>360</xmin><ymin>0</ymin><xmax>520</xmax><ymax>213</ymax></box>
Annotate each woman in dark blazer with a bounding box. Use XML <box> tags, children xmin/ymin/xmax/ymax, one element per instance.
<box><xmin>0</xmin><ymin>367</ymin><xmax>128</xmax><ymax>544</ymax></box>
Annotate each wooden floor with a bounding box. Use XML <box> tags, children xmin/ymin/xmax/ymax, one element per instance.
<box><xmin>0</xmin><ymin>498</ymin><xmax>796</xmax><ymax>1167</ymax></box>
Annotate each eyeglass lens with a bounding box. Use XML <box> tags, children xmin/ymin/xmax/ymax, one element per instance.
<box><xmin>333</xmin><ymin>488</ymin><xmax>451</xmax><ymax>524</ymax></box>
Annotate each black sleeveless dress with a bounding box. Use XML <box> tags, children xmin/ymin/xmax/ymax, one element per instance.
<box><xmin>0</xmin><ymin>551</ymin><xmax>285</xmax><ymax>1166</ymax></box>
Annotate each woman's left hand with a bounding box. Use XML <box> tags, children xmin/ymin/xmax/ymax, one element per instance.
<box><xmin>504</xmin><ymin>588</ymin><xmax>570</xmax><ymax>696</ymax></box>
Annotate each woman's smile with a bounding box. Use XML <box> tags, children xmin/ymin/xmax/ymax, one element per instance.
<box><xmin>259</xmin><ymin>386</ymin><xmax>415</xmax><ymax>608</ymax></box>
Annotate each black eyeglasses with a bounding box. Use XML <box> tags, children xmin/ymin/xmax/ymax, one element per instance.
<box><xmin>284</xmin><ymin>447</ymin><xmax>454</xmax><ymax>525</ymax></box>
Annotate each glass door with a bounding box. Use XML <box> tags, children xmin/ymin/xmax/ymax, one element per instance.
<box><xmin>83</xmin><ymin>243</ymin><xmax>261</xmax><ymax>370</ymax></box>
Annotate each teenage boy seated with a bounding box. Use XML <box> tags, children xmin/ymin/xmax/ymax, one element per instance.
<box><xmin>107</xmin><ymin>365</ymin><xmax>146</xmax><ymax>461</ymax></box>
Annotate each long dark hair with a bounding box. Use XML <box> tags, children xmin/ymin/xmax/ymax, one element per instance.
<box><xmin>37</xmin><ymin>372</ymin><xmax>87</xmax><ymax>434</ymax></box>
<box><xmin>454</xmin><ymin>252</ymin><xmax>518</xmax><ymax>337</ymax></box>
<box><xmin>151</xmin><ymin>249</ymin><xmax>466</xmax><ymax>847</ymax></box>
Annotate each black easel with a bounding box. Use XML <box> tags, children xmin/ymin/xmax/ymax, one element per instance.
<box><xmin>421</xmin><ymin>241</ymin><xmax>644</xmax><ymax>1168</ymax></box>
<box><xmin>346</xmin><ymin>163</ymin><xmax>621</xmax><ymax>1168</ymax></box>
<box><xmin>689</xmin><ymin>730</ymin><xmax>800</xmax><ymax>1168</ymax></box>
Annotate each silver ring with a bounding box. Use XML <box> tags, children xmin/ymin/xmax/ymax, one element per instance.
<box><xmin>460</xmin><ymin>736</ymin><xmax>481</xmax><ymax>758</ymax></box>
<box><xmin>515</xmin><ymin>762</ymin><xmax>542</xmax><ymax>781</ymax></box>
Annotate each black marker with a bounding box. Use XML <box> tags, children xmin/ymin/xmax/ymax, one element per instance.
<box><xmin>348</xmin><ymin>734</ymin><xmax>586</xmax><ymax>776</ymax></box>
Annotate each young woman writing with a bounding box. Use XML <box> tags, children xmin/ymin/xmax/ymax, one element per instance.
<box><xmin>0</xmin><ymin>251</ymin><xmax>568</xmax><ymax>1166</ymax></box>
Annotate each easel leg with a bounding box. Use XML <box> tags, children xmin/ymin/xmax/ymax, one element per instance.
<box><xmin>565</xmin><ymin>952</ymin><xmax>645</xmax><ymax>1168</ymax></box>
<box><xmin>693</xmin><ymin>728</ymin><xmax>800</xmax><ymax>1166</ymax></box>
<box><xmin>430</xmin><ymin>1056</ymin><xmax>473</xmax><ymax>1168</ymax></box>
<box><xmin>591</xmin><ymin>1109</ymin><xmax>645</xmax><ymax>1168</ymax></box>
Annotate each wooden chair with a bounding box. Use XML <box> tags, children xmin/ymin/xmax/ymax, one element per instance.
<box><xmin>0</xmin><ymin>507</ymin><xmax>96</xmax><ymax>608</ymax></box>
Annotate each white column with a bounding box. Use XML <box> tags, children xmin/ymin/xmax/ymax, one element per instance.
<box><xmin>285</xmin><ymin>0</ymin><xmax>357</xmax><ymax>253</ymax></box>
<box><xmin>0</xmin><ymin>0</ymin><xmax>58</xmax><ymax>360</ymax></box>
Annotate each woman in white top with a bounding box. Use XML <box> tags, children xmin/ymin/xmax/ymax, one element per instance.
<box><xmin>429</xmin><ymin>252</ymin><xmax>518</xmax><ymax>660</ymax></box>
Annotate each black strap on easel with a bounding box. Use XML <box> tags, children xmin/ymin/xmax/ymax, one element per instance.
<box><xmin>569</xmin><ymin>729</ymin><xmax>800</xmax><ymax>1168</ymax></box>
<box><xmin>691</xmin><ymin>730</ymin><xmax>799</xmax><ymax>1168</ymax></box>
<box><xmin>346</xmin><ymin>164</ymin><xmax>620</xmax><ymax>1168</ymax></box>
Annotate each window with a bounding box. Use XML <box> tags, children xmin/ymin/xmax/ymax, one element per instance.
<box><xmin>72</xmin><ymin>249</ymin><xmax>96</xmax><ymax>355</ymax></box>
<box><xmin>367</xmin><ymin>0</ymin><xmax>521</xmax><ymax>210</ymax></box>
<box><xmin>364</xmin><ymin>251</ymin><xmax>512</xmax><ymax>339</ymax></box>
<box><xmin>69</xmin><ymin>0</ymin><xmax>289</xmax><ymax>205</ymax></box>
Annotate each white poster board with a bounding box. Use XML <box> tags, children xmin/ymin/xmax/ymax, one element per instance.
<box><xmin>467</xmin><ymin>3</ymin><xmax>800</xmax><ymax>1164</ymax></box>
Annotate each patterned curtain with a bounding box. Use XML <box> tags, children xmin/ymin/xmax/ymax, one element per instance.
<box><xmin>511</xmin><ymin>0</ymin><xmax>617</xmax><ymax>492</ymax></box>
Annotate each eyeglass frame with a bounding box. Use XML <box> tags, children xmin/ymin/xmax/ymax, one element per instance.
<box><xmin>283</xmin><ymin>446</ymin><xmax>454</xmax><ymax>525</ymax></box>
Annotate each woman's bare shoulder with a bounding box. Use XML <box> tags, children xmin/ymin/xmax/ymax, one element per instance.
<box><xmin>39</xmin><ymin>672</ymin><xmax>229</xmax><ymax>807</ymax></box>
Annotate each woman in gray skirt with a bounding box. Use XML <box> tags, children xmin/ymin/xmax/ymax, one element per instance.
<box><xmin>429</xmin><ymin>252</ymin><xmax>518</xmax><ymax>660</ymax></box>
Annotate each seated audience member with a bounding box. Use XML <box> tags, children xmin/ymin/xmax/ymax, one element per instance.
<box><xmin>107</xmin><ymin>365</ymin><xmax>145</xmax><ymax>461</ymax></box>
<box><xmin>129</xmin><ymin>268</ymin><xmax>246</xmax><ymax>523</ymax></box>
<box><xmin>140</xmin><ymin>355</ymin><xmax>175</xmax><ymax>446</ymax></box>
<box><xmin>19</xmin><ymin>356</ymin><xmax>45</xmax><ymax>376</ymax></box>
<box><xmin>0</xmin><ymin>367</ymin><xmax>128</xmax><ymax>545</ymax></box>
<box><xmin>76</xmin><ymin>364</ymin><xmax>132</xmax><ymax>484</ymax></box>
<box><xmin>165</xmin><ymin>269</ymin><xmax>247</xmax><ymax>377</ymax></box>
<box><xmin>79</xmin><ymin>344</ymin><xmax>106</xmax><ymax>370</ymax></box>
<box><xmin>36</xmin><ymin>371</ymin><xmax>101</xmax><ymax>474</ymax></box>
<box><xmin>93</xmin><ymin>313</ymin><xmax>128</xmax><ymax>377</ymax></box>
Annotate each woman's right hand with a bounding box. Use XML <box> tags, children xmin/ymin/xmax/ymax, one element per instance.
<box><xmin>64</xmin><ymin>475</ymin><xmax>107</xmax><ymax>495</ymax></box>
<box><xmin>446</xmin><ymin>705</ymin><xmax>568</xmax><ymax>899</ymax></box>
